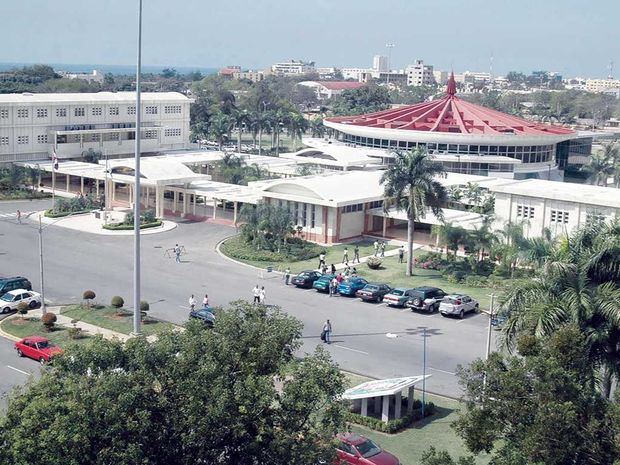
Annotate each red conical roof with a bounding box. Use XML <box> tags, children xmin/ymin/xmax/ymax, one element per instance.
<box><xmin>446</xmin><ymin>72</ymin><xmax>457</xmax><ymax>96</ymax></box>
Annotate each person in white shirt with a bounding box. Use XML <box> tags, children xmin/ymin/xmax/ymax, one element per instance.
<box><xmin>202</xmin><ymin>294</ymin><xmax>209</xmax><ymax>307</ymax></box>
<box><xmin>322</xmin><ymin>319</ymin><xmax>332</xmax><ymax>344</ymax></box>
<box><xmin>259</xmin><ymin>286</ymin><xmax>266</xmax><ymax>304</ymax></box>
<box><xmin>252</xmin><ymin>285</ymin><xmax>260</xmax><ymax>304</ymax></box>
<box><xmin>188</xmin><ymin>294</ymin><xmax>197</xmax><ymax>311</ymax></box>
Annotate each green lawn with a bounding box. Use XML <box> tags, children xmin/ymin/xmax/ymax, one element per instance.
<box><xmin>61</xmin><ymin>305</ymin><xmax>176</xmax><ymax>336</ymax></box>
<box><xmin>342</xmin><ymin>372</ymin><xmax>489</xmax><ymax>465</ymax></box>
<box><xmin>1</xmin><ymin>317</ymin><xmax>91</xmax><ymax>347</ymax></box>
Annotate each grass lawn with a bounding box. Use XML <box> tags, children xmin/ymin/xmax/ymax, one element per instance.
<box><xmin>1</xmin><ymin>317</ymin><xmax>91</xmax><ymax>347</ymax></box>
<box><xmin>342</xmin><ymin>372</ymin><xmax>490</xmax><ymax>465</ymax></box>
<box><xmin>61</xmin><ymin>305</ymin><xmax>176</xmax><ymax>336</ymax></box>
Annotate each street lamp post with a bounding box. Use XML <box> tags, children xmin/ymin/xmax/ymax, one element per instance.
<box><xmin>385</xmin><ymin>43</ymin><xmax>395</xmax><ymax>86</ymax></box>
<box><xmin>38</xmin><ymin>215</ymin><xmax>46</xmax><ymax>315</ymax></box>
<box><xmin>422</xmin><ymin>326</ymin><xmax>427</xmax><ymax>418</ymax></box>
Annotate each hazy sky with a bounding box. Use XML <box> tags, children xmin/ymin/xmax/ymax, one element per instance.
<box><xmin>5</xmin><ymin>0</ymin><xmax>619</xmax><ymax>77</ymax></box>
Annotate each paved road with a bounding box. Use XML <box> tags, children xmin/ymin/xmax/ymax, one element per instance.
<box><xmin>0</xmin><ymin>199</ymin><xmax>497</xmax><ymax>398</ymax></box>
<box><xmin>0</xmin><ymin>335</ymin><xmax>40</xmax><ymax>409</ymax></box>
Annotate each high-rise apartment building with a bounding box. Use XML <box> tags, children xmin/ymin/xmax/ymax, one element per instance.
<box><xmin>406</xmin><ymin>60</ymin><xmax>435</xmax><ymax>87</ymax></box>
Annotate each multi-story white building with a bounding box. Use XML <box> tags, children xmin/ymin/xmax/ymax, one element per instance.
<box><xmin>233</xmin><ymin>70</ymin><xmax>268</xmax><ymax>83</ymax></box>
<box><xmin>372</xmin><ymin>55</ymin><xmax>389</xmax><ymax>73</ymax></box>
<box><xmin>0</xmin><ymin>91</ymin><xmax>192</xmax><ymax>164</ymax></box>
<box><xmin>406</xmin><ymin>60</ymin><xmax>435</xmax><ymax>87</ymax></box>
<box><xmin>271</xmin><ymin>60</ymin><xmax>315</xmax><ymax>76</ymax></box>
<box><xmin>57</xmin><ymin>69</ymin><xmax>105</xmax><ymax>84</ymax></box>
<box><xmin>585</xmin><ymin>78</ymin><xmax>620</xmax><ymax>93</ymax></box>
<box><xmin>341</xmin><ymin>68</ymin><xmax>370</xmax><ymax>81</ymax></box>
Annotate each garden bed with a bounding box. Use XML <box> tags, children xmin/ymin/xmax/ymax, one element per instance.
<box><xmin>0</xmin><ymin>316</ymin><xmax>91</xmax><ymax>346</ymax></box>
<box><xmin>346</xmin><ymin>401</ymin><xmax>436</xmax><ymax>434</ymax></box>
<box><xmin>220</xmin><ymin>234</ymin><xmax>323</xmax><ymax>263</ymax></box>
<box><xmin>102</xmin><ymin>220</ymin><xmax>163</xmax><ymax>231</ymax></box>
<box><xmin>44</xmin><ymin>209</ymin><xmax>91</xmax><ymax>218</ymax></box>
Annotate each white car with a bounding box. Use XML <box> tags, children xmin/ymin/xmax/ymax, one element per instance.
<box><xmin>1</xmin><ymin>289</ymin><xmax>41</xmax><ymax>314</ymax></box>
<box><xmin>439</xmin><ymin>294</ymin><xmax>479</xmax><ymax>319</ymax></box>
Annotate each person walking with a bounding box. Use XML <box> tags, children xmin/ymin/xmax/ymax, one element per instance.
<box><xmin>330</xmin><ymin>263</ymin><xmax>336</xmax><ymax>275</ymax></box>
<box><xmin>353</xmin><ymin>245</ymin><xmax>360</xmax><ymax>264</ymax></box>
<box><xmin>330</xmin><ymin>277</ymin><xmax>338</xmax><ymax>297</ymax></box>
<box><xmin>336</xmin><ymin>273</ymin><xmax>343</xmax><ymax>284</ymax></box>
<box><xmin>259</xmin><ymin>286</ymin><xmax>266</xmax><ymax>304</ymax></box>
<box><xmin>398</xmin><ymin>245</ymin><xmax>405</xmax><ymax>263</ymax></box>
<box><xmin>202</xmin><ymin>294</ymin><xmax>209</xmax><ymax>307</ymax></box>
<box><xmin>373</xmin><ymin>240</ymin><xmax>379</xmax><ymax>256</ymax></box>
<box><xmin>318</xmin><ymin>251</ymin><xmax>326</xmax><ymax>269</ymax></box>
<box><xmin>252</xmin><ymin>285</ymin><xmax>260</xmax><ymax>304</ymax></box>
<box><xmin>174</xmin><ymin>244</ymin><xmax>181</xmax><ymax>263</ymax></box>
<box><xmin>342</xmin><ymin>247</ymin><xmax>349</xmax><ymax>264</ymax></box>
<box><xmin>16</xmin><ymin>209</ymin><xmax>21</xmax><ymax>224</ymax></box>
<box><xmin>322</xmin><ymin>319</ymin><xmax>333</xmax><ymax>344</ymax></box>
<box><xmin>380</xmin><ymin>241</ymin><xmax>386</xmax><ymax>258</ymax></box>
<box><xmin>188</xmin><ymin>294</ymin><xmax>196</xmax><ymax>311</ymax></box>
<box><xmin>321</xmin><ymin>263</ymin><xmax>328</xmax><ymax>275</ymax></box>
<box><xmin>284</xmin><ymin>267</ymin><xmax>291</xmax><ymax>285</ymax></box>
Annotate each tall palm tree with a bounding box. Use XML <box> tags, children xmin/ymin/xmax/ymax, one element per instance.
<box><xmin>582</xmin><ymin>146</ymin><xmax>616</xmax><ymax>186</ymax></box>
<box><xmin>286</xmin><ymin>112</ymin><xmax>308</xmax><ymax>152</ymax></box>
<box><xmin>232</xmin><ymin>109</ymin><xmax>250</xmax><ymax>153</ymax></box>
<box><xmin>210</xmin><ymin>113</ymin><xmax>233</xmax><ymax>150</ymax></box>
<box><xmin>380</xmin><ymin>149</ymin><xmax>447</xmax><ymax>276</ymax></box>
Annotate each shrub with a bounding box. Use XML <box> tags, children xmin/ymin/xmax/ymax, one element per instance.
<box><xmin>82</xmin><ymin>290</ymin><xmax>96</xmax><ymax>307</ymax></box>
<box><xmin>345</xmin><ymin>402</ymin><xmax>435</xmax><ymax>434</ymax></box>
<box><xmin>221</xmin><ymin>235</ymin><xmax>322</xmax><ymax>263</ymax></box>
<box><xmin>139</xmin><ymin>300</ymin><xmax>150</xmax><ymax>312</ymax></box>
<box><xmin>463</xmin><ymin>275</ymin><xmax>489</xmax><ymax>288</ymax></box>
<box><xmin>366</xmin><ymin>256</ymin><xmax>382</xmax><ymax>270</ymax></box>
<box><xmin>41</xmin><ymin>312</ymin><xmax>57</xmax><ymax>331</ymax></box>
<box><xmin>68</xmin><ymin>327</ymin><xmax>83</xmax><ymax>340</ymax></box>
<box><xmin>111</xmin><ymin>296</ymin><xmax>124</xmax><ymax>309</ymax></box>
<box><xmin>16</xmin><ymin>301</ymin><xmax>29</xmax><ymax>319</ymax></box>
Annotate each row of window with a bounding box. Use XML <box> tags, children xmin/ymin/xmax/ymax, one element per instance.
<box><xmin>164</xmin><ymin>105</ymin><xmax>182</xmax><ymax>114</ymax></box>
<box><xmin>164</xmin><ymin>128</ymin><xmax>182</xmax><ymax>137</ymax></box>
<box><xmin>0</xmin><ymin>105</ymin><xmax>181</xmax><ymax>119</ymax></box>
<box><xmin>550</xmin><ymin>210</ymin><xmax>569</xmax><ymax>224</ymax></box>
<box><xmin>280</xmin><ymin>200</ymin><xmax>316</xmax><ymax>228</ymax></box>
<box><xmin>516</xmin><ymin>205</ymin><xmax>535</xmax><ymax>219</ymax></box>
<box><xmin>342</xmin><ymin>203</ymin><xmax>364</xmax><ymax>214</ymax></box>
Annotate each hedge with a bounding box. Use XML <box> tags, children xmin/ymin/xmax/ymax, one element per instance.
<box><xmin>346</xmin><ymin>401</ymin><xmax>436</xmax><ymax>434</ymax></box>
<box><xmin>221</xmin><ymin>235</ymin><xmax>322</xmax><ymax>262</ymax></box>
<box><xmin>102</xmin><ymin>220</ymin><xmax>163</xmax><ymax>231</ymax></box>
<box><xmin>44</xmin><ymin>209</ymin><xmax>91</xmax><ymax>218</ymax></box>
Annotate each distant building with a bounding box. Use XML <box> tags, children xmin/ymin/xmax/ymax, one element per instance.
<box><xmin>233</xmin><ymin>70</ymin><xmax>267</xmax><ymax>83</ymax></box>
<box><xmin>372</xmin><ymin>55</ymin><xmax>389</xmax><ymax>72</ymax></box>
<box><xmin>405</xmin><ymin>60</ymin><xmax>435</xmax><ymax>87</ymax></box>
<box><xmin>433</xmin><ymin>70</ymin><xmax>449</xmax><ymax>85</ymax></box>
<box><xmin>585</xmin><ymin>78</ymin><xmax>620</xmax><ymax>93</ymax></box>
<box><xmin>218</xmin><ymin>66</ymin><xmax>241</xmax><ymax>79</ymax></box>
<box><xmin>298</xmin><ymin>81</ymin><xmax>365</xmax><ymax>100</ymax></box>
<box><xmin>341</xmin><ymin>68</ymin><xmax>369</xmax><ymax>81</ymax></box>
<box><xmin>271</xmin><ymin>60</ymin><xmax>315</xmax><ymax>76</ymax></box>
<box><xmin>316</xmin><ymin>67</ymin><xmax>338</xmax><ymax>79</ymax></box>
<box><xmin>57</xmin><ymin>69</ymin><xmax>104</xmax><ymax>84</ymax></box>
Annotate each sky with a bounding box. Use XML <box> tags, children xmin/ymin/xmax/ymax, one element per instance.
<box><xmin>4</xmin><ymin>0</ymin><xmax>619</xmax><ymax>78</ymax></box>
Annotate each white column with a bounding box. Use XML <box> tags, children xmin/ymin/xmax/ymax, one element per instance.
<box><xmin>129</xmin><ymin>184</ymin><xmax>133</xmax><ymax>207</ymax></box>
<box><xmin>155</xmin><ymin>186</ymin><xmax>163</xmax><ymax>217</ymax></box>
<box><xmin>212</xmin><ymin>198</ymin><xmax>217</xmax><ymax>218</ymax></box>
<box><xmin>394</xmin><ymin>391</ymin><xmax>402</xmax><ymax>419</ymax></box>
<box><xmin>407</xmin><ymin>386</ymin><xmax>415</xmax><ymax>414</ymax></box>
<box><xmin>192</xmin><ymin>194</ymin><xmax>196</xmax><ymax>215</ymax></box>
<box><xmin>381</xmin><ymin>395</ymin><xmax>390</xmax><ymax>423</ymax></box>
<box><xmin>173</xmin><ymin>191</ymin><xmax>178</xmax><ymax>212</ymax></box>
<box><xmin>95</xmin><ymin>179</ymin><xmax>99</xmax><ymax>197</ymax></box>
<box><xmin>112</xmin><ymin>181</ymin><xmax>116</xmax><ymax>201</ymax></box>
<box><xmin>233</xmin><ymin>201</ymin><xmax>238</xmax><ymax>224</ymax></box>
<box><xmin>182</xmin><ymin>191</ymin><xmax>188</xmax><ymax>217</ymax></box>
<box><xmin>66</xmin><ymin>174</ymin><xmax>70</xmax><ymax>192</ymax></box>
<box><xmin>145</xmin><ymin>186</ymin><xmax>150</xmax><ymax>208</ymax></box>
<box><xmin>361</xmin><ymin>398</ymin><xmax>368</xmax><ymax>417</ymax></box>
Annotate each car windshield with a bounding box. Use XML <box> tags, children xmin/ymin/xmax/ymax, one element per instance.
<box><xmin>1</xmin><ymin>294</ymin><xmax>13</xmax><ymax>302</ymax></box>
<box><xmin>364</xmin><ymin>285</ymin><xmax>378</xmax><ymax>291</ymax></box>
<box><xmin>390</xmin><ymin>289</ymin><xmax>404</xmax><ymax>296</ymax></box>
<box><xmin>35</xmin><ymin>341</ymin><xmax>51</xmax><ymax>349</ymax></box>
<box><xmin>356</xmin><ymin>439</ymin><xmax>381</xmax><ymax>458</ymax></box>
<box><xmin>298</xmin><ymin>273</ymin><xmax>310</xmax><ymax>278</ymax></box>
<box><xmin>199</xmin><ymin>308</ymin><xmax>215</xmax><ymax>316</ymax></box>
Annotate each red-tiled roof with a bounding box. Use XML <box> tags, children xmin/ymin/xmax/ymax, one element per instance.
<box><xmin>320</xmin><ymin>81</ymin><xmax>365</xmax><ymax>91</ymax></box>
<box><xmin>326</xmin><ymin>73</ymin><xmax>575</xmax><ymax>136</ymax></box>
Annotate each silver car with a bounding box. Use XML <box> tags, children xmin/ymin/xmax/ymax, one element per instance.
<box><xmin>439</xmin><ymin>294</ymin><xmax>479</xmax><ymax>319</ymax></box>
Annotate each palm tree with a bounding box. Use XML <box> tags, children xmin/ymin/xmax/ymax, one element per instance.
<box><xmin>210</xmin><ymin>113</ymin><xmax>233</xmax><ymax>150</ymax></box>
<box><xmin>286</xmin><ymin>112</ymin><xmax>308</xmax><ymax>152</ymax></box>
<box><xmin>232</xmin><ymin>109</ymin><xmax>250</xmax><ymax>153</ymax></box>
<box><xmin>433</xmin><ymin>222</ymin><xmax>467</xmax><ymax>259</ymax></box>
<box><xmin>380</xmin><ymin>149</ymin><xmax>447</xmax><ymax>276</ymax></box>
<box><xmin>582</xmin><ymin>145</ymin><xmax>616</xmax><ymax>186</ymax></box>
<box><xmin>309</xmin><ymin>118</ymin><xmax>325</xmax><ymax>138</ymax></box>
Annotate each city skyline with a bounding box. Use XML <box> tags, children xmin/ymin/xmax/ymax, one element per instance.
<box><xmin>4</xmin><ymin>0</ymin><xmax>620</xmax><ymax>78</ymax></box>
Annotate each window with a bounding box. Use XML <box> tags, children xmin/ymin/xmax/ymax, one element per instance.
<box><xmin>0</xmin><ymin>136</ymin><xmax>9</xmax><ymax>145</ymax></box>
<box><xmin>36</xmin><ymin>108</ymin><xmax>48</xmax><ymax>118</ymax></box>
<box><xmin>342</xmin><ymin>203</ymin><xmax>363</xmax><ymax>213</ymax></box>
<box><xmin>516</xmin><ymin>205</ymin><xmax>535</xmax><ymax>219</ymax></box>
<box><xmin>143</xmin><ymin>130</ymin><xmax>158</xmax><ymax>139</ymax></box>
<box><xmin>109</xmin><ymin>106</ymin><xmax>119</xmax><ymax>116</ymax></box>
<box><xmin>550</xmin><ymin>209</ymin><xmax>569</xmax><ymax>224</ymax></box>
<box><xmin>17</xmin><ymin>135</ymin><xmax>29</xmax><ymax>144</ymax></box>
<box><xmin>74</xmin><ymin>107</ymin><xmax>85</xmax><ymax>117</ymax></box>
<box><xmin>56</xmin><ymin>108</ymin><xmax>67</xmax><ymax>117</ymax></box>
<box><xmin>586</xmin><ymin>209</ymin><xmax>605</xmax><ymax>225</ymax></box>
<box><xmin>90</xmin><ymin>134</ymin><xmax>100</xmax><ymax>142</ymax></box>
<box><xmin>91</xmin><ymin>107</ymin><xmax>102</xmax><ymax>116</ymax></box>
<box><xmin>368</xmin><ymin>200</ymin><xmax>383</xmax><ymax>209</ymax></box>
<box><xmin>164</xmin><ymin>105</ymin><xmax>182</xmax><ymax>114</ymax></box>
<box><xmin>127</xmin><ymin>106</ymin><xmax>136</xmax><ymax>115</ymax></box>
<box><xmin>164</xmin><ymin>128</ymin><xmax>182</xmax><ymax>137</ymax></box>
<box><xmin>0</xmin><ymin>108</ymin><xmax>8</xmax><ymax>118</ymax></box>
<box><xmin>37</xmin><ymin>134</ymin><xmax>48</xmax><ymax>144</ymax></box>
<box><xmin>145</xmin><ymin>106</ymin><xmax>158</xmax><ymax>115</ymax></box>
<box><xmin>17</xmin><ymin>108</ymin><xmax>29</xmax><ymax>118</ymax></box>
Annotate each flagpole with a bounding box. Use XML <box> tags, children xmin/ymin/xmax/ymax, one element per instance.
<box><xmin>132</xmin><ymin>0</ymin><xmax>143</xmax><ymax>336</ymax></box>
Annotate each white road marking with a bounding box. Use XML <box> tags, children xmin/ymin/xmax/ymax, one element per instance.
<box><xmin>303</xmin><ymin>288</ymin><xmax>315</xmax><ymax>292</ymax></box>
<box><xmin>332</xmin><ymin>344</ymin><xmax>369</xmax><ymax>355</ymax></box>
<box><xmin>429</xmin><ymin>367</ymin><xmax>456</xmax><ymax>376</ymax></box>
<box><xmin>7</xmin><ymin>365</ymin><xmax>30</xmax><ymax>376</ymax></box>
<box><xmin>400</xmin><ymin>307</ymin><xmax>411</xmax><ymax>313</ymax></box>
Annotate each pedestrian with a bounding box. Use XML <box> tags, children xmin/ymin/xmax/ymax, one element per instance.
<box><xmin>259</xmin><ymin>286</ymin><xmax>266</xmax><ymax>304</ymax></box>
<box><xmin>373</xmin><ymin>240</ymin><xmax>379</xmax><ymax>256</ymax></box>
<box><xmin>318</xmin><ymin>251</ymin><xmax>326</xmax><ymax>269</ymax></box>
<box><xmin>321</xmin><ymin>263</ymin><xmax>328</xmax><ymax>275</ymax></box>
<box><xmin>252</xmin><ymin>284</ymin><xmax>260</xmax><ymax>304</ymax></box>
<box><xmin>202</xmin><ymin>294</ymin><xmax>209</xmax><ymax>307</ymax></box>
<box><xmin>344</xmin><ymin>263</ymin><xmax>350</xmax><ymax>276</ymax></box>
<box><xmin>174</xmin><ymin>243</ymin><xmax>181</xmax><ymax>263</ymax></box>
<box><xmin>330</xmin><ymin>277</ymin><xmax>338</xmax><ymax>296</ymax></box>
<box><xmin>398</xmin><ymin>245</ymin><xmax>405</xmax><ymax>263</ymax></box>
<box><xmin>380</xmin><ymin>241</ymin><xmax>386</xmax><ymax>258</ymax></box>
<box><xmin>284</xmin><ymin>267</ymin><xmax>291</xmax><ymax>285</ymax></box>
<box><xmin>342</xmin><ymin>247</ymin><xmax>349</xmax><ymax>264</ymax></box>
<box><xmin>336</xmin><ymin>273</ymin><xmax>343</xmax><ymax>284</ymax></box>
<box><xmin>16</xmin><ymin>209</ymin><xmax>21</xmax><ymax>224</ymax></box>
<box><xmin>330</xmin><ymin>263</ymin><xmax>336</xmax><ymax>275</ymax></box>
<box><xmin>352</xmin><ymin>267</ymin><xmax>357</xmax><ymax>277</ymax></box>
<box><xmin>353</xmin><ymin>245</ymin><xmax>360</xmax><ymax>264</ymax></box>
<box><xmin>322</xmin><ymin>319</ymin><xmax>333</xmax><ymax>344</ymax></box>
<box><xmin>188</xmin><ymin>294</ymin><xmax>196</xmax><ymax>311</ymax></box>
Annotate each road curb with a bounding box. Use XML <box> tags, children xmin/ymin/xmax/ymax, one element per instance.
<box><xmin>0</xmin><ymin>314</ymin><xmax>22</xmax><ymax>342</ymax></box>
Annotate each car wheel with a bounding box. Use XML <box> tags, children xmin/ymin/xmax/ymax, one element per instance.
<box><xmin>17</xmin><ymin>349</ymin><xmax>23</xmax><ymax>357</ymax></box>
<box><xmin>29</xmin><ymin>300</ymin><xmax>38</xmax><ymax>309</ymax></box>
<box><xmin>378</xmin><ymin>296</ymin><xmax>384</xmax><ymax>303</ymax></box>
<box><xmin>440</xmin><ymin>312</ymin><xmax>447</xmax><ymax>317</ymax></box>
<box><xmin>2</xmin><ymin>306</ymin><xmax>11</xmax><ymax>314</ymax></box>
<box><xmin>39</xmin><ymin>357</ymin><xmax>46</xmax><ymax>365</ymax></box>
<box><xmin>459</xmin><ymin>310</ymin><xmax>465</xmax><ymax>319</ymax></box>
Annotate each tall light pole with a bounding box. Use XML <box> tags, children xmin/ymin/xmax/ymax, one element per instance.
<box><xmin>132</xmin><ymin>0</ymin><xmax>143</xmax><ymax>336</ymax></box>
<box><xmin>385</xmin><ymin>43</ymin><xmax>395</xmax><ymax>86</ymax></box>
<box><xmin>38</xmin><ymin>215</ymin><xmax>46</xmax><ymax>315</ymax></box>
<box><xmin>422</xmin><ymin>326</ymin><xmax>427</xmax><ymax>418</ymax></box>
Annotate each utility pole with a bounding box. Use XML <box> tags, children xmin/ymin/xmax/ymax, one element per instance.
<box><xmin>385</xmin><ymin>43</ymin><xmax>395</xmax><ymax>86</ymax></box>
<box><xmin>132</xmin><ymin>0</ymin><xmax>143</xmax><ymax>336</ymax></box>
<box><xmin>38</xmin><ymin>215</ymin><xmax>46</xmax><ymax>315</ymax></box>
<box><xmin>486</xmin><ymin>294</ymin><xmax>495</xmax><ymax>361</ymax></box>
<box><xmin>422</xmin><ymin>326</ymin><xmax>427</xmax><ymax>418</ymax></box>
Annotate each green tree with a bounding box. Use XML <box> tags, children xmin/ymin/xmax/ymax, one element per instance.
<box><xmin>381</xmin><ymin>148</ymin><xmax>447</xmax><ymax>276</ymax></box>
<box><xmin>209</xmin><ymin>112</ymin><xmax>233</xmax><ymax>149</ymax></box>
<box><xmin>453</xmin><ymin>326</ymin><xmax>619</xmax><ymax>465</ymax></box>
<box><xmin>330</xmin><ymin>84</ymin><xmax>391</xmax><ymax>116</ymax></box>
<box><xmin>0</xmin><ymin>302</ymin><xmax>345</xmax><ymax>465</ymax></box>
<box><xmin>420</xmin><ymin>447</ymin><xmax>475</xmax><ymax>465</ymax></box>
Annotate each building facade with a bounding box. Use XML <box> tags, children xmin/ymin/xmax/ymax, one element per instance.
<box><xmin>585</xmin><ymin>78</ymin><xmax>620</xmax><ymax>93</ymax></box>
<box><xmin>271</xmin><ymin>60</ymin><xmax>315</xmax><ymax>76</ymax></box>
<box><xmin>372</xmin><ymin>55</ymin><xmax>389</xmax><ymax>72</ymax></box>
<box><xmin>0</xmin><ymin>91</ymin><xmax>191</xmax><ymax>163</ymax></box>
<box><xmin>406</xmin><ymin>60</ymin><xmax>435</xmax><ymax>87</ymax></box>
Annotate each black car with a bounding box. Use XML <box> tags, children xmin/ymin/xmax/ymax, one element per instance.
<box><xmin>406</xmin><ymin>286</ymin><xmax>446</xmax><ymax>313</ymax></box>
<box><xmin>356</xmin><ymin>283</ymin><xmax>392</xmax><ymax>303</ymax></box>
<box><xmin>189</xmin><ymin>306</ymin><xmax>216</xmax><ymax>327</ymax></box>
<box><xmin>291</xmin><ymin>270</ymin><xmax>322</xmax><ymax>288</ymax></box>
<box><xmin>0</xmin><ymin>277</ymin><xmax>32</xmax><ymax>295</ymax></box>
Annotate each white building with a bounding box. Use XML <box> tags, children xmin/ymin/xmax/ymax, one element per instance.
<box><xmin>585</xmin><ymin>78</ymin><xmax>620</xmax><ymax>93</ymax></box>
<box><xmin>297</xmin><ymin>81</ymin><xmax>365</xmax><ymax>100</ymax></box>
<box><xmin>372</xmin><ymin>55</ymin><xmax>389</xmax><ymax>72</ymax></box>
<box><xmin>341</xmin><ymin>68</ymin><xmax>370</xmax><ymax>81</ymax></box>
<box><xmin>271</xmin><ymin>60</ymin><xmax>315</xmax><ymax>76</ymax></box>
<box><xmin>57</xmin><ymin>69</ymin><xmax>105</xmax><ymax>84</ymax></box>
<box><xmin>405</xmin><ymin>60</ymin><xmax>435</xmax><ymax>87</ymax></box>
<box><xmin>0</xmin><ymin>91</ymin><xmax>192</xmax><ymax>164</ymax></box>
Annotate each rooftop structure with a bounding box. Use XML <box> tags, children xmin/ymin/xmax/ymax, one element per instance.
<box><xmin>297</xmin><ymin>81</ymin><xmax>365</xmax><ymax>100</ymax></box>
<box><xmin>271</xmin><ymin>60</ymin><xmax>315</xmax><ymax>76</ymax></box>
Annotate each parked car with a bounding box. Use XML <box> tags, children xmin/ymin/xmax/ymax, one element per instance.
<box><xmin>337</xmin><ymin>277</ymin><xmax>368</xmax><ymax>297</ymax></box>
<box><xmin>356</xmin><ymin>283</ymin><xmax>392</xmax><ymax>303</ymax></box>
<box><xmin>336</xmin><ymin>433</ymin><xmax>400</xmax><ymax>465</ymax></box>
<box><xmin>383</xmin><ymin>288</ymin><xmax>416</xmax><ymax>307</ymax></box>
<box><xmin>1</xmin><ymin>289</ymin><xmax>41</xmax><ymax>314</ymax></box>
<box><xmin>406</xmin><ymin>286</ymin><xmax>446</xmax><ymax>313</ymax></box>
<box><xmin>291</xmin><ymin>270</ymin><xmax>322</xmax><ymax>288</ymax></box>
<box><xmin>189</xmin><ymin>306</ymin><xmax>216</xmax><ymax>327</ymax></box>
<box><xmin>439</xmin><ymin>294</ymin><xmax>479</xmax><ymax>319</ymax></box>
<box><xmin>14</xmin><ymin>336</ymin><xmax>63</xmax><ymax>364</ymax></box>
<box><xmin>0</xmin><ymin>276</ymin><xmax>32</xmax><ymax>295</ymax></box>
<box><xmin>312</xmin><ymin>274</ymin><xmax>335</xmax><ymax>292</ymax></box>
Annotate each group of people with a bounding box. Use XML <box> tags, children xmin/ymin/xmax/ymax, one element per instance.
<box><xmin>188</xmin><ymin>293</ymin><xmax>209</xmax><ymax>311</ymax></box>
<box><xmin>373</xmin><ymin>240</ymin><xmax>388</xmax><ymax>258</ymax></box>
<box><xmin>252</xmin><ymin>285</ymin><xmax>267</xmax><ymax>304</ymax></box>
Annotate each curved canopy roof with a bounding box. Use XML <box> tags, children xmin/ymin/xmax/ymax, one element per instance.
<box><xmin>325</xmin><ymin>73</ymin><xmax>575</xmax><ymax>137</ymax></box>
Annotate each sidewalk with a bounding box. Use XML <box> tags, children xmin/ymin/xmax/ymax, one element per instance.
<box><xmin>328</xmin><ymin>244</ymin><xmax>425</xmax><ymax>272</ymax></box>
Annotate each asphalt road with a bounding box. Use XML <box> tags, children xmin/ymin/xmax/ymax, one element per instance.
<box><xmin>0</xmin><ymin>198</ymin><xmax>497</xmax><ymax>398</ymax></box>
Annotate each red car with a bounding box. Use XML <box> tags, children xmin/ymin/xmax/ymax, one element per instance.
<box><xmin>15</xmin><ymin>336</ymin><xmax>63</xmax><ymax>364</ymax></box>
<box><xmin>335</xmin><ymin>433</ymin><xmax>400</xmax><ymax>465</ymax></box>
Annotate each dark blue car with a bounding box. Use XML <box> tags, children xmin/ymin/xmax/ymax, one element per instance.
<box><xmin>189</xmin><ymin>306</ymin><xmax>216</xmax><ymax>327</ymax></box>
<box><xmin>337</xmin><ymin>277</ymin><xmax>368</xmax><ymax>296</ymax></box>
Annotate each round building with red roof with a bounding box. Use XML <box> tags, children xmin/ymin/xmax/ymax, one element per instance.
<box><xmin>323</xmin><ymin>73</ymin><xmax>584</xmax><ymax>179</ymax></box>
